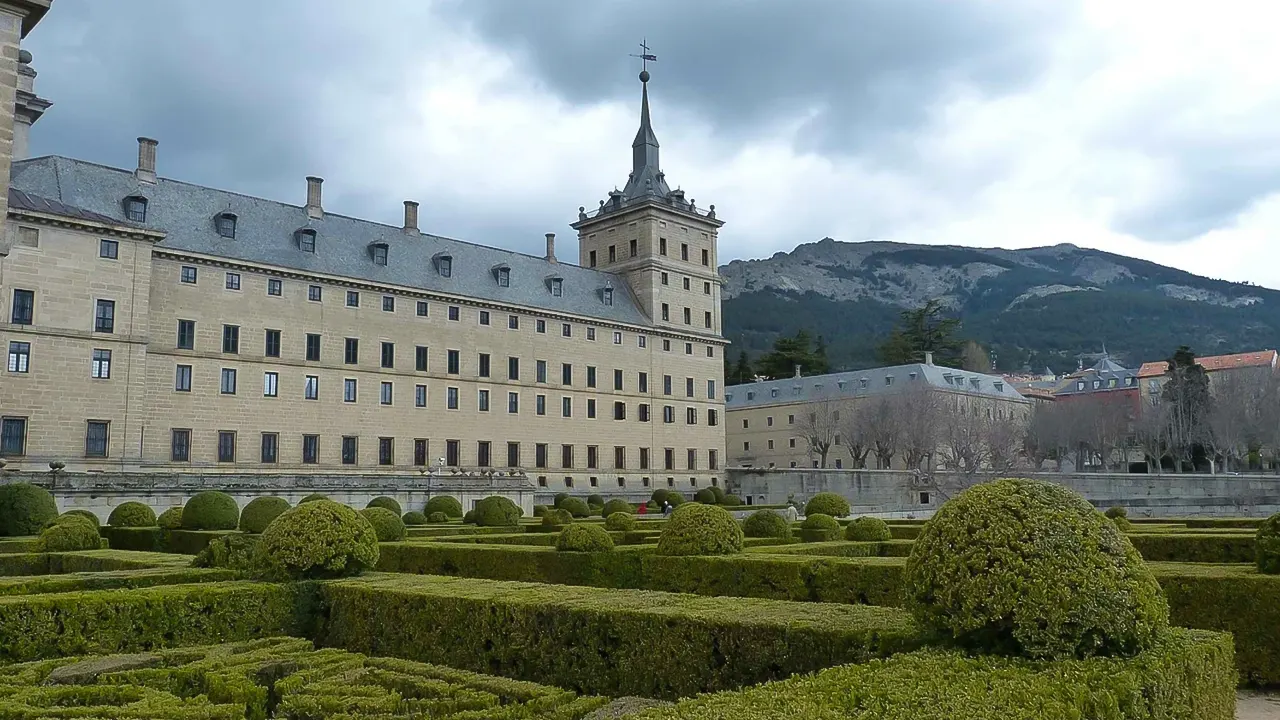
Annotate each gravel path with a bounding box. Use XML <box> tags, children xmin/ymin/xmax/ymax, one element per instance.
<box><xmin>1239</xmin><ymin>691</ymin><xmax>1280</xmax><ymax>719</ymax></box>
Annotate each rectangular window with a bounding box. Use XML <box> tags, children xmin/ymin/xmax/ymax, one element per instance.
<box><xmin>704</xmin><ymin>281</ymin><xmax>712</xmax><ymax>295</ymax></box>
<box><xmin>639</xmin><ymin>372</ymin><xmax>649</xmax><ymax>393</ymax></box>
<box><xmin>11</xmin><ymin>289</ymin><xmax>34</xmax><ymax>325</ymax></box>
<box><xmin>587</xmin><ymin>327</ymin><xmax>596</xmax><ymax>341</ymax></box>
<box><xmin>508</xmin><ymin>356</ymin><xmax>520</xmax><ymax>380</ymax></box>
<box><xmin>171</xmin><ymin>429</ymin><xmax>191</xmax><ymax>462</ymax></box>
<box><xmin>308</xmin><ymin>285</ymin><xmax>322</xmax><ymax>301</ymax></box>
<box><xmin>707</xmin><ymin>379</ymin><xmax>716</xmax><ymax>399</ymax></box>
<box><xmin>536</xmin><ymin>319</ymin><xmax>546</xmax><ymax>334</ymax></box>
<box><xmin>346</xmin><ymin>290</ymin><xmax>360</xmax><ymax>307</ymax></box>
<box><xmin>84</xmin><ymin>421</ymin><xmax>109</xmax><ymax>457</ymax></box>
<box><xmin>268</xmin><ymin>278</ymin><xmax>283</xmax><ymax>296</ymax></box>
<box><xmin>702</xmin><ymin>248</ymin><xmax>710</xmax><ymax>265</ymax></box>
<box><xmin>414</xmin><ymin>438</ymin><xmax>428</xmax><ymax>467</ymax></box>
<box><xmin>175</xmin><ymin>364</ymin><xmax>192</xmax><ymax>392</ymax></box>
<box><xmin>535</xmin><ymin>443</ymin><xmax>548</xmax><ymax>469</ymax></box>
<box><xmin>479</xmin><ymin>353</ymin><xmax>491</xmax><ymax>378</ymax></box>
<box><xmin>705</xmin><ymin>311</ymin><xmax>713</xmax><ymax>328</ymax></box>
<box><xmin>639</xmin><ymin>447</ymin><xmax>650</xmax><ymax>470</ymax></box>
<box><xmin>479</xmin><ymin>310</ymin><xmax>490</xmax><ymax>326</ymax></box>
<box><xmin>220</xmin><ymin>368</ymin><xmax>237</xmax><ymax>394</ymax></box>
<box><xmin>344</xmin><ymin>378</ymin><xmax>357</xmax><ymax>403</ymax></box>
<box><xmin>477</xmin><ymin>440</ymin><xmax>491</xmax><ymax>467</ymax></box>
<box><xmin>663</xmin><ymin>339</ymin><xmax>670</xmax><ymax>352</ymax></box>
<box><xmin>681</xmin><ymin>242</ymin><xmax>689</xmax><ymax>261</ymax></box>
<box><xmin>302</xmin><ymin>434</ymin><xmax>319</xmax><ymax>464</ymax></box>
<box><xmin>507</xmin><ymin>442</ymin><xmax>520</xmax><ymax>468</ymax></box>
<box><xmin>586</xmin><ymin>398</ymin><xmax>596</xmax><ymax>418</ymax></box>
<box><xmin>639</xmin><ymin>335</ymin><xmax>647</xmax><ymax>348</ymax></box>
<box><xmin>265</xmin><ymin>329</ymin><xmax>281</xmax><ymax>358</ymax></box>
<box><xmin>614</xmin><ymin>369</ymin><xmax>623</xmax><ymax>391</ymax></box>
<box><xmin>95</xmin><ymin>299</ymin><xmax>116</xmax><ymax>333</ymax></box>
<box><xmin>479</xmin><ymin>389</ymin><xmax>490</xmax><ymax>412</ymax></box>
<box><xmin>264</xmin><ymin>371</ymin><xmax>279</xmax><ymax>397</ymax></box>
<box><xmin>382</xmin><ymin>295</ymin><xmax>395</xmax><ymax>312</ymax></box>
<box><xmin>508</xmin><ymin>391</ymin><xmax>519</xmax><ymax>414</ymax></box>
<box><xmin>261</xmin><ymin>433</ymin><xmax>278</xmax><ymax>464</ymax></box>
<box><xmin>6</xmin><ymin>342</ymin><xmax>29</xmax><ymax>373</ymax></box>
<box><xmin>686</xmin><ymin>407</ymin><xmax>697</xmax><ymax>424</ymax></box>
<box><xmin>448</xmin><ymin>306</ymin><xmax>460</xmax><ymax>321</ymax></box>
<box><xmin>709</xmin><ymin>450</ymin><xmax>718</xmax><ymax>470</ymax></box>
<box><xmin>562</xmin><ymin>444</ymin><xmax>574</xmax><ymax>469</ymax></box>
<box><xmin>416</xmin><ymin>346</ymin><xmax>428</xmax><ymax>372</ymax></box>
<box><xmin>222</xmin><ymin>325</ymin><xmax>240</xmax><ymax>353</ymax></box>
<box><xmin>536</xmin><ymin>394</ymin><xmax>546</xmax><ymax>416</ymax></box>
<box><xmin>589</xmin><ymin>250</ymin><xmax>597</xmax><ymax>267</ymax></box>
<box><xmin>306</xmin><ymin>333</ymin><xmax>321</xmax><ymax>361</ymax></box>
<box><xmin>379</xmin><ymin>437</ymin><xmax>394</xmax><ymax>466</ymax></box>
<box><xmin>508</xmin><ymin>314</ymin><xmax>519</xmax><ymax>330</ymax></box>
<box><xmin>304</xmin><ymin>375</ymin><xmax>319</xmax><ymax>400</ymax></box>
<box><xmin>586</xmin><ymin>366</ymin><xmax>596</xmax><ymax>388</ymax></box>
<box><xmin>665</xmin><ymin>448</ymin><xmax>675</xmax><ymax>471</ymax></box>
<box><xmin>181</xmin><ymin>266</ymin><xmax>198</xmax><ymax>284</ymax></box>
<box><xmin>659</xmin><ymin>238</ymin><xmax>667</xmax><ymax>255</ymax></box>
<box><xmin>342</xmin><ymin>436</ymin><xmax>358</xmax><ymax>465</ymax></box>
<box><xmin>417</xmin><ymin>300</ymin><xmax>429</xmax><ymax>317</ymax></box>
<box><xmin>608</xmin><ymin>245</ymin><xmax>616</xmax><ymax>262</ymax></box>
<box><xmin>446</xmin><ymin>439</ymin><xmax>460</xmax><ymax>466</ymax></box>
<box><xmin>447</xmin><ymin>349</ymin><xmax>460</xmax><ymax>374</ymax></box>
<box><xmin>663</xmin><ymin>405</ymin><xmax>675</xmax><ymax>424</ymax></box>
<box><xmin>225</xmin><ymin>272</ymin><xmax>241</xmax><ymax>290</ymax></box>
<box><xmin>177</xmin><ymin>320</ymin><xmax>195</xmax><ymax>349</ymax></box>
<box><xmin>661</xmin><ymin>272</ymin><xmax>669</xmax><ymax>286</ymax></box>
<box><xmin>536</xmin><ymin>360</ymin><xmax>547</xmax><ymax>383</ymax></box>
<box><xmin>708</xmin><ymin>409</ymin><xmax>718</xmax><ymax>426</ymax></box>
<box><xmin>447</xmin><ymin>387</ymin><xmax>459</xmax><ymax>410</ymax></box>
<box><xmin>638</xmin><ymin>403</ymin><xmax>650</xmax><ymax>422</ymax></box>
<box><xmin>562</xmin><ymin>323</ymin><xmax>572</xmax><ymax>338</ymax></box>
<box><xmin>381</xmin><ymin>341</ymin><xmax>395</xmax><ymax>369</ymax></box>
<box><xmin>217</xmin><ymin>431</ymin><xmax>236</xmax><ymax>462</ymax></box>
<box><xmin>630</xmin><ymin>238</ymin><xmax>637</xmax><ymax>257</ymax></box>
<box><xmin>0</xmin><ymin>417</ymin><xmax>26</xmax><ymax>456</ymax></box>
<box><xmin>613</xmin><ymin>401</ymin><xmax>626</xmax><ymax>420</ymax></box>
<box><xmin>561</xmin><ymin>396</ymin><xmax>572</xmax><ymax>418</ymax></box>
<box><xmin>345</xmin><ymin>338</ymin><xmax>359</xmax><ymax>364</ymax></box>
<box><xmin>683</xmin><ymin>307</ymin><xmax>691</xmax><ymax>325</ymax></box>
<box><xmin>663</xmin><ymin>375</ymin><xmax>672</xmax><ymax>396</ymax></box>
<box><xmin>661</xmin><ymin>304</ymin><xmax>669</xmax><ymax>322</ymax></box>
<box><xmin>99</xmin><ymin>238</ymin><xmax>119</xmax><ymax>259</ymax></box>
<box><xmin>614</xmin><ymin>446</ymin><xmax>626</xmax><ymax>469</ymax></box>
<box><xmin>561</xmin><ymin>363</ymin><xmax>572</xmax><ymax>386</ymax></box>
<box><xmin>613</xmin><ymin>331</ymin><xmax>623</xmax><ymax>344</ymax></box>
<box><xmin>686</xmin><ymin>377</ymin><xmax>695</xmax><ymax>398</ymax></box>
<box><xmin>587</xmin><ymin>445</ymin><xmax>598</xmax><ymax>469</ymax></box>
<box><xmin>380</xmin><ymin>381</ymin><xmax>393</xmax><ymax>405</ymax></box>
<box><xmin>687</xmin><ymin>448</ymin><xmax>697</xmax><ymax>470</ymax></box>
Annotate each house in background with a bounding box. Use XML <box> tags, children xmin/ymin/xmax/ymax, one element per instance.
<box><xmin>1136</xmin><ymin>349</ymin><xmax>1278</xmax><ymax>402</ymax></box>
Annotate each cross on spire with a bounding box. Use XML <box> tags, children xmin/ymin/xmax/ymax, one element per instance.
<box><xmin>629</xmin><ymin>38</ymin><xmax>657</xmax><ymax>77</ymax></box>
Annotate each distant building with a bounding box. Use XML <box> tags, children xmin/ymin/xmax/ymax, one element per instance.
<box><xmin>1136</xmin><ymin>349</ymin><xmax>1278</xmax><ymax>402</ymax></box>
<box><xmin>1051</xmin><ymin>355</ymin><xmax>1139</xmax><ymax>401</ymax></box>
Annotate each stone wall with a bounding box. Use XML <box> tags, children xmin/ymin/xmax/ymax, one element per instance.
<box><xmin>727</xmin><ymin>468</ymin><xmax>1280</xmax><ymax>518</ymax></box>
<box><xmin>0</xmin><ymin>470</ymin><xmax>538</xmax><ymax>519</ymax></box>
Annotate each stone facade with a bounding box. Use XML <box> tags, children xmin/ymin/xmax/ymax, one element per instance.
<box><xmin>0</xmin><ymin>40</ymin><xmax>727</xmax><ymax>495</ymax></box>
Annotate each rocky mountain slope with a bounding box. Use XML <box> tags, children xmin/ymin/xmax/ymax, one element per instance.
<box><xmin>721</xmin><ymin>238</ymin><xmax>1279</xmax><ymax>373</ymax></box>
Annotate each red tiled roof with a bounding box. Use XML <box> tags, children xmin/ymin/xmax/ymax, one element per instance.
<box><xmin>1137</xmin><ymin>350</ymin><xmax>1276</xmax><ymax>378</ymax></box>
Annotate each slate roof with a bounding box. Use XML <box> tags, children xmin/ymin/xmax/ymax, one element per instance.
<box><xmin>1052</xmin><ymin>355</ymin><xmax>1138</xmax><ymax>396</ymax></box>
<box><xmin>725</xmin><ymin>363</ymin><xmax>1029</xmax><ymax>410</ymax></box>
<box><xmin>9</xmin><ymin>155</ymin><xmax>654</xmax><ymax>327</ymax></box>
<box><xmin>8</xmin><ymin>187</ymin><xmax>126</xmax><ymax>227</ymax></box>
<box><xmin>1136</xmin><ymin>349</ymin><xmax>1277</xmax><ymax>378</ymax></box>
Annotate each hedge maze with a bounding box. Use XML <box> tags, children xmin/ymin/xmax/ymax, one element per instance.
<box><xmin>0</xmin><ymin>481</ymin><xmax>1267</xmax><ymax>717</ymax></box>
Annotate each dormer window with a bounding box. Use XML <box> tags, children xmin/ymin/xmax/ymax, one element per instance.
<box><xmin>771</xmin><ymin>388</ymin><xmax>779</xmax><ymax>397</ymax></box>
<box><xmin>602</xmin><ymin>284</ymin><xmax>614</xmax><ymax>306</ymax></box>
<box><xmin>548</xmin><ymin>277</ymin><xmax>563</xmax><ymax>297</ymax></box>
<box><xmin>214</xmin><ymin>212</ymin><xmax>237</xmax><ymax>238</ymax></box>
<box><xmin>369</xmin><ymin>242</ymin><xmax>389</xmax><ymax>266</ymax></box>
<box><xmin>123</xmin><ymin>196</ymin><xmax>147</xmax><ymax>223</ymax></box>
<box><xmin>885</xmin><ymin>376</ymin><xmax>894</xmax><ymax>386</ymax></box>
<box><xmin>1077</xmin><ymin>381</ymin><xmax>1086</xmax><ymax>391</ymax></box>
<box><xmin>994</xmin><ymin>381</ymin><xmax>1004</xmax><ymax>392</ymax></box>
<box><xmin>492</xmin><ymin>265</ymin><xmax>510</xmax><ymax>287</ymax></box>
<box><xmin>859</xmin><ymin>378</ymin><xmax>868</xmax><ymax>388</ymax></box>
<box><xmin>295</xmin><ymin>228</ymin><xmax>317</xmax><ymax>253</ymax></box>
<box><xmin>434</xmin><ymin>253</ymin><xmax>452</xmax><ymax>277</ymax></box>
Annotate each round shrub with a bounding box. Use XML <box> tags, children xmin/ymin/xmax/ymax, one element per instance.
<box><xmin>360</xmin><ymin>507</ymin><xmax>406</xmax><ymax>541</ymax></box>
<box><xmin>426</xmin><ymin>511</ymin><xmax>447</xmax><ymax>524</ymax></box>
<box><xmin>905</xmin><ymin>478</ymin><xmax>1169</xmax><ymax>660</ymax></box>
<box><xmin>157</xmin><ymin>507</ymin><xmax>183</xmax><ymax>530</ymax></box>
<box><xmin>587</xmin><ymin>494</ymin><xmax>604</xmax><ymax>507</ymax></box>
<box><xmin>238</xmin><ymin>496</ymin><xmax>291</xmax><ymax>534</ymax></box>
<box><xmin>556</xmin><ymin>523</ymin><xmax>615</xmax><ymax>552</ymax></box>
<box><xmin>402</xmin><ymin>511</ymin><xmax>428</xmax><ymax>526</ymax></box>
<box><xmin>667</xmin><ymin>492</ymin><xmax>687</xmax><ymax>507</ymax></box>
<box><xmin>801</xmin><ymin>513</ymin><xmax>840</xmax><ymax>532</ymax></box>
<box><xmin>181</xmin><ymin>492</ymin><xmax>240</xmax><ymax>530</ymax></box>
<box><xmin>742</xmin><ymin>509</ymin><xmax>791</xmax><ymax>539</ymax></box>
<box><xmin>559</xmin><ymin>497</ymin><xmax>590</xmax><ymax>518</ymax></box>
<box><xmin>299</xmin><ymin>494</ymin><xmax>329</xmax><ymax>504</ymax></box>
<box><xmin>542</xmin><ymin>508</ymin><xmax>574</xmax><ymax>528</ymax></box>
<box><xmin>191</xmin><ymin>534</ymin><xmax>260</xmax><ymax>574</ymax></box>
<box><xmin>0</xmin><ymin>483</ymin><xmax>58</xmax><ymax>536</ymax></box>
<box><xmin>424</xmin><ymin>495</ymin><xmax>463</xmax><ymax>518</ymax></box>
<box><xmin>473</xmin><ymin>496</ymin><xmax>521</xmax><ymax>527</ymax></box>
<box><xmin>366</xmin><ymin>496</ymin><xmax>402</xmax><ymax>515</ymax></box>
<box><xmin>650</xmin><ymin>489</ymin><xmax>670</xmax><ymax>506</ymax></box>
<box><xmin>1112</xmin><ymin>516</ymin><xmax>1133</xmax><ymax>532</ymax></box>
<box><xmin>108</xmin><ymin>502</ymin><xmax>156</xmax><ymax>528</ymax></box>
<box><xmin>533</xmin><ymin>505</ymin><xmax>549</xmax><ymax>517</ymax></box>
<box><xmin>709</xmin><ymin>485</ymin><xmax>727</xmax><ymax>503</ymax></box>
<box><xmin>462</xmin><ymin>510</ymin><xmax>477</xmax><ymax>525</ymax></box>
<box><xmin>605</xmin><ymin>512</ymin><xmax>636</xmax><ymax>531</ymax></box>
<box><xmin>1257</xmin><ymin>513</ymin><xmax>1280</xmax><ymax>574</ymax></box>
<box><xmin>1105</xmin><ymin>506</ymin><xmax>1128</xmax><ymax>520</ymax></box>
<box><xmin>601</xmin><ymin>499</ymin><xmax>633</xmax><ymax>517</ymax></box>
<box><xmin>720</xmin><ymin>494</ymin><xmax>742</xmax><ymax>507</ymax></box>
<box><xmin>846</xmin><ymin>516</ymin><xmax>892</xmax><ymax>541</ymax></box>
<box><xmin>36</xmin><ymin>514</ymin><xmax>101</xmax><ymax>552</ymax></box>
<box><xmin>656</xmin><ymin>504</ymin><xmax>744</xmax><ymax>556</ymax></box>
<box><xmin>61</xmin><ymin>509</ymin><xmax>100</xmax><ymax>528</ymax></box>
<box><xmin>804</xmin><ymin>492</ymin><xmax>850</xmax><ymax>518</ymax></box>
<box><xmin>695</xmin><ymin>488</ymin><xmax>717</xmax><ymax>504</ymax></box>
<box><xmin>553</xmin><ymin>493</ymin><xmax>571</xmax><ymax>508</ymax></box>
<box><xmin>255</xmin><ymin>500</ymin><xmax>379</xmax><ymax>581</ymax></box>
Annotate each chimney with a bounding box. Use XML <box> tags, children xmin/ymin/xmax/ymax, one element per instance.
<box><xmin>305</xmin><ymin>176</ymin><xmax>323</xmax><ymax>219</ymax></box>
<box><xmin>924</xmin><ymin>351</ymin><xmax>934</xmax><ymax>366</ymax></box>
<box><xmin>135</xmin><ymin>137</ymin><xmax>158</xmax><ymax>184</ymax></box>
<box><xmin>402</xmin><ymin>200</ymin><xmax>419</xmax><ymax>234</ymax></box>
<box><xmin>545</xmin><ymin>233</ymin><xmax>557</xmax><ymax>264</ymax></box>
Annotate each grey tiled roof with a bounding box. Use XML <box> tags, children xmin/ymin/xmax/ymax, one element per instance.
<box><xmin>725</xmin><ymin>363</ymin><xmax>1030</xmax><ymax>410</ymax></box>
<box><xmin>9</xmin><ymin>156</ymin><xmax>653</xmax><ymax>327</ymax></box>
<box><xmin>1052</xmin><ymin>355</ymin><xmax>1138</xmax><ymax>396</ymax></box>
<box><xmin>8</xmin><ymin>187</ymin><xmax>126</xmax><ymax>227</ymax></box>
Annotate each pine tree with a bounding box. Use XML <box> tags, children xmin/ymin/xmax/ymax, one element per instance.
<box><xmin>877</xmin><ymin>299</ymin><xmax>964</xmax><ymax>367</ymax></box>
<box><xmin>727</xmin><ymin>350</ymin><xmax>754</xmax><ymax>385</ymax></box>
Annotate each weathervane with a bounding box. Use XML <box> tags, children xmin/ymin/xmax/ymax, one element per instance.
<box><xmin>629</xmin><ymin>38</ymin><xmax>657</xmax><ymax>79</ymax></box>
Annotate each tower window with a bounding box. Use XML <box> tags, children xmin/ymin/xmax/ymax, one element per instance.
<box><xmin>589</xmin><ymin>250</ymin><xmax>596</xmax><ymax>268</ymax></box>
<box><xmin>214</xmin><ymin>212</ymin><xmax>237</xmax><ymax>238</ymax></box>
<box><xmin>295</xmin><ymin>228</ymin><xmax>316</xmax><ymax>252</ymax></box>
<box><xmin>630</xmin><ymin>239</ymin><xmax>637</xmax><ymax>257</ymax></box>
<box><xmin>123</xmin><ymin>196</ymin><xmax>147</xmax><ymax>222</ymax></box>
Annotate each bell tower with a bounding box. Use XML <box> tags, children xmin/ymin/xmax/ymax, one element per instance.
<box><xmin>571</xmin><ymin>58</ymin><xmax>724</xmax><ymax>337</ymax></box>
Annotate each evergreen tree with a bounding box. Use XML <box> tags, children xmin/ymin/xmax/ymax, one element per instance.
<box><xmin>727</xmin><ymin>350</ymin><xmax>754</xmax><ymax>385</ymax></box>
<box><xmin>1161</xmin><ymin>345</ymin><xmax>1212</xmax><ymax>471</ymax></box>
<box><xmin>877</xmin><ymin>299</ymin><xmax>964</xmax><ymax>367</ymax></box>
<box><xmin>757</xmin><ymin>330</ymin><xmax>830</xmax><ymax>379</ymax></box>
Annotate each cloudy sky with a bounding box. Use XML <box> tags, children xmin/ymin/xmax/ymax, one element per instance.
<box><xmin>22</xmin><ymin>0</ymin><xmax>1280</xmax><ymax>287</ymax></box>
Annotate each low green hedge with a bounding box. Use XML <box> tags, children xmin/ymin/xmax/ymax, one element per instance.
<box><xmin>0</xmin><ymin>566</ymin><xmax>235</xmax><ymax>596</ymax></box>
<box><xmin>318</xmin><ymin>574</ymin><xmax>922</xmax><ymax>699</ymax></box>
<box><xmin>0</xmin><ymin>537</ymin><xmax>37</xmax><ymax>554</ymax></box>
<box><xmin>102</xmin><ymin>526</ymin><xmax>165</xmax><ymax>552</ymax></box>
<box><xmin>1127</xmin><ymin>533</ymin><xmax>1255</xmax><ymax>563</ymax></box>
<box><xmin>1183</xmin><ymin>518</ymin><xmax>1263</xmax><ymax>529</ymax></box>
<box><xmin>749</xmin><ymin>540</ymin><xmax>907</xmax><ymax>557</ymax></box>
<box><xmin>405</xmin><ymin>525</ymin><xmax>517</xmax><ymax>538</ymax></box>
<box><xmin>0</xmin><ymin>550</ymin><xmax>191</xmax><ymax>576</ymax></box>
<box><xmin>167</xmin><ymin>529</ymin><xmax>239</xmax><ymax>556</ymax></box>
<box><xmin>630</xmin><ymin>628</ymin><xmax>1234</xmax><ymax>720</ymax></box>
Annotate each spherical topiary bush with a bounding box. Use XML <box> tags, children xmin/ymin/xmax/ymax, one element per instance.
<box><xmin>553</xmin><ymin>493</ymin><xmax>571</xmax><ymax>508</ymax></box>
<box><xmin>366</xmin><ymin>496</ymin><xmax>402</xmax><ymax>515</ymax></box>
<box><xmin>846</xmin><ymin>516</ymin><xmax>892</xmax><ymax>541</ymax></box>
<box><xmin>157</xmin><ymin>507</ymin><xmax>183</xmax><ymax>530</ymax></box>
<box><xmin>667</xmin><ymin>492</ymin><xmax>687</xmax><ymax>507</ymax></box>
<box><xmin>801</xmin><ymin>513</ymin><xmax>840</xmax><ymax>533</ymax></box>
<box><xmin>542</xmin><ymin>509</ymin><xmax>573</xmax><ymax>528</ymax></box>
<box><xmin>709</xmin><ymin>485</ymin><xmax>727</xmax><ymax>504</ymax></box>
<box><xmin>426</xmin><ymin>511</ymin><xmax>447</xmax><ymax>524</ymax></box>
<box><xmin>424</xmin><ymin>495</ymin><xmax>464</xmax><ymax>518</ymax></box>
<box><xmin>720</xmin><ymin>494</ymin><xmax>742</xmax><ymax>507</ymax></box>
<box><xmin>557</xmin><ymin>523</ymin><xmax>615</xmax><ymax>552</ymax></box>
<box><xmin>360</xmin><ymin>507</ymin><xmax>406</xmax><ymax>541</ymax></box>
<box><xmin>462</xmin><ymin>510</ymin><xmax>477</xmax><ymax>525</ymax></box>
<box><xmin>650</xmin><ymin>489</ymin><xmax>670</xmax><ymax>506</ymax></box>
<box><xmin>742</xmin><ymin>509</ymin><xmax>791</xmax><ymax>539</ymax></box>
<box><xmin>473</xmin><ymin>496</ymin><xmax>521</xmax><ymax>527</ymax></box>
<box><xmin>1105</xmin><ymin>506</ymin><xmax>1128</xmax><ymax>520</ymax></box>
<box><xmin>238</xmin><ymin>496</ymin><xmax>291</xmax><ymax>533</ymax></box>
<box><xmin>62</xmin><ymin>509</ymin><xmax>100</xmax><ymax>528</ymax></box>
<box><xmin>605</xmin><ymin>512</ymin><xmax>636</xmax><ymax>531</ymax></box>
<box><xmin>108</xmin><ymin>501</ymin><xmax>156</xmax><ymax>528</ymax></box>
<box><xmin>299</xmin><ymin>494</ymin><xmax>329</xmax><ymax>504</ymax></box>
<box><xmin>402</xmin><ymin>511</ymin><xmax>428</xmax><ymax>526</ymax></box>
<box><xmin>804</xmin><ymin>492</ymin><xmax>850</xmax><ymax>518</ymax></box>
<box><xmin>36</xmin><ymin>514</ymin><xmax>101</xmax><ymax>552</ymax></box>
<box><xmin>191</xmin><ymin>534</ymin><xmax>260</xmax><ymax>574</ymax></box>
<box><xmin>181</xmin><ymin>491</ymin><xmax>240</xmax><ymax>530</ymax></box>
<box><xmin>587</xmin><ymin>494</ymin><xmax>604</xmax><ymax>507</ymax></box>
<box><xmin>601</xmin><ymin>499</ymin><xmax>632</xmax><ymax>517</ymax></box>
<box><xmin>255</xmin><ymin>500</ymin><xmax>379</xmax><ymax>581</ymax></box>
<box><xmin>559</xmin><ymin>497</ymin><xmax>590</xmax><ymax>518</ymax></box>
<box><xmin>695</xmin><ymin>488</ymin><xmax>717</xmax><ymax>504</ymax></box>
<box><xmin>0</xmin><ymin>483</ymin><xmax>58</xmax><ymax>536</ymax></box>
<box><xmin>1256</xmin><ymin>513</ymin><xmax>1280</xmax><ymax>574</ymax></box>
<box><xmin>656</xmin><ymin>504</ymin><xmax>744</xmax><ymax>556</ymax></box>
<box><xmin>905</xmin><ymin>478</ymin><xmax>1169</xmax><ymax>660</ymax></box>
<box><xmin>533</xmin><ymin>505</ymin><xmax>549</xmax><ymax>517</ymax></box>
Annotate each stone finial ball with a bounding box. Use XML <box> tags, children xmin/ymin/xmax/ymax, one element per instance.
<box><xmin>639</xmin><ymin>70</ymin><xmax>650</xmax><ymax>83</ymax></box>
<box><xmin>18</xmin><ymin>49</ymin><xmax>31</xmax><ymax>64</ymax></box>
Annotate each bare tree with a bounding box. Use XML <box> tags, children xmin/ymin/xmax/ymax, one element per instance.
<box><xmin>898</xmin><ymin>386</ymin><xmax>942</xmax><ymax>471</ymax></box>
<box><xmin>1206</xmin><ymin>371</ymin><xmax>1257</xmax><ymax>472</ymax></box>
<box><xmin>865</xmin><ymin>397</ymin><xmax>900</xmax><ymax>469</ymax></box>
<box><xmin>797</xmin><ymin>398</ymin><xmax>840</xmax><ymax>468</ymax></box>
<box><xmin>838</xmin><ymin>401</ymin><xmax>873</xmax><ymax>469</ymax></box>
<box><xmin>1132</xmin><ymin>397</ymin><xmax>1169</xmax><ymax>474</ymax></box>
<box><xmin>938</xmin><ymin>402</ymin><xmax>988</xmax><ymax>473</ymax></box>
<box><xmin>986</xmin><ymin>412</ymin><xmax>1025</xmax><ymax>473</ymax></box>
<box><xmin>1023</xmin><ymin>402</ymin><xmax>1073</xmax><ymax>471</ymax></box>
<box><xmin>1076</xmin><ymin>398</ymin><xmax>1131</xmax><ymax>472</ymax></box>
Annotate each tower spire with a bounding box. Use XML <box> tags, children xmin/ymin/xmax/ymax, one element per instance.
<box><xmin>624</xmin><ymin>39</ymin><xmax>668</xmax><ymax>200</ymax></box>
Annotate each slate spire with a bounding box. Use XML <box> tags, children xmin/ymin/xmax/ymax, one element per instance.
<box><xmin>622</xmin><ymin>68</ymin><xmax>671</xmax><ymax>201</ymax></box>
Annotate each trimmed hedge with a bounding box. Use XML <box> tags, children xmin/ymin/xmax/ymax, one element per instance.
<box><xmin>102</xmin><ymin>526</ymin><xmax>165</xmax><ymax>552</ymax></box>
<box><xmin>558</xmin><ymin>497</ymin><xmax>590</xmax><ymax>518</ymax></box>
<box><xmin>366</xmin><ymin>496</ymin><xmax>402</xmax><ymax>515</ymax></box>
<box><xmin>181</xmin><ymin>491</ymin><xmax>240</xmax><ymax>531</ymax></box>
<box><xmin>1258</xmin><ymin>513</ymin><xmax>1280</xmax><ymax>574</ymax></box>
<box><xmin>35</xmin><ymin>516</ymin><xmax>101</xmax><ymax>552</ymax></box>
<box><xmin>799</xmin><ymin>514</ymin><xmax>840</xmax><ymax>543</ymax></box>
<box><xmin>360</xmin><ymin>507</ymin><xmax>407</xmax><ymax>542</ymax></box>
<box><xmin>61</xmin><ymin>509</ymin><xmax>99</xmax><ymax>527</ymax></box>
<box><xmin>299</xmin><ymin>493</ymin><xmax>329</xmax><ymax>504</ymax></box>
<box><xmin>0</xmin><ymin>566</ymin><xmax>235</xmax><ymax>596</ymax></box>
<box><xmin>742</xmin><ymin>510</ymin><xmax>791</xmax><ymax>539</ymax></box>
<box><xmin>167</xmin><ymin>529</ymin><xmax>237</xmax><ymax>556</ymax></box>
<box><xmin>238</xmin><ymin>496</ymin><xmax>291</xmax><ymax>533</ymax></box>
<box><xmin>403</xmin><ymin>511</ymin><xmax>428</xmax><ymax>526</ymax></box>
<box><xmin>0</xmin><ymin>483</ymin><xmax>57</xmax><ymax>536</ymax></box>
<box><xmin>474</xmin><ymin>496</ymin><xmax>522</xmax><ymax>526</ymax></box>
<box><xmin>1127</xmin><ymin>532</ymin><xmax>1255</xmax><ymax>563</ymax></box>
<box><xmin>257</xmin><ymin>500</ymin><xmax>379</xmax><ymax>581</ymax></box>
<box><xmin>602</xmin><ymin>499</ymin><xmax>633</xmax><ymax>517</ymax></box>
<box><xmin>803</xmin><ymin>492</ymin><xmax>849</xmax><ymax>518</ymax></box>
<box><xmin>846</xmin><ymin>516</ymin><xmax>892</xmax><ymax>541</ymax></box>
<box><xmin>107</xmin><ymin>502</ymin><xmax>156</xmax><ymax>528</ymax></box>
<box><xmin>556</xmin><ymin>524</ymin><xmax>614</xmax><ymax>552</ymax></box>
<box><xmin>318</xmin><ymin>574</ymin><xmax>922</xmax><ymax>699</ymax></box>
<box><xmin>157</xmin><ymin>506</ymin><xmax>183</xmax><ymax>530</ymax></box>
<box><xmin>605</xmin><ymin>512</ymin><xmax>636</xmax><ymax>531</ymax></box>
<box><xmin>427</xmin><ymin>511</ymin><xmax>448</xmax><ymax>523</ymax></box>
<box><xmin>630</xmin><ymin>629</ymin><xmax>1234</xmax><ymax>720</ymax></box>
<box><xmin>657</xmin><ymin>504</ymin><xmax>743</xmax><ymax>556</ymax></box>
